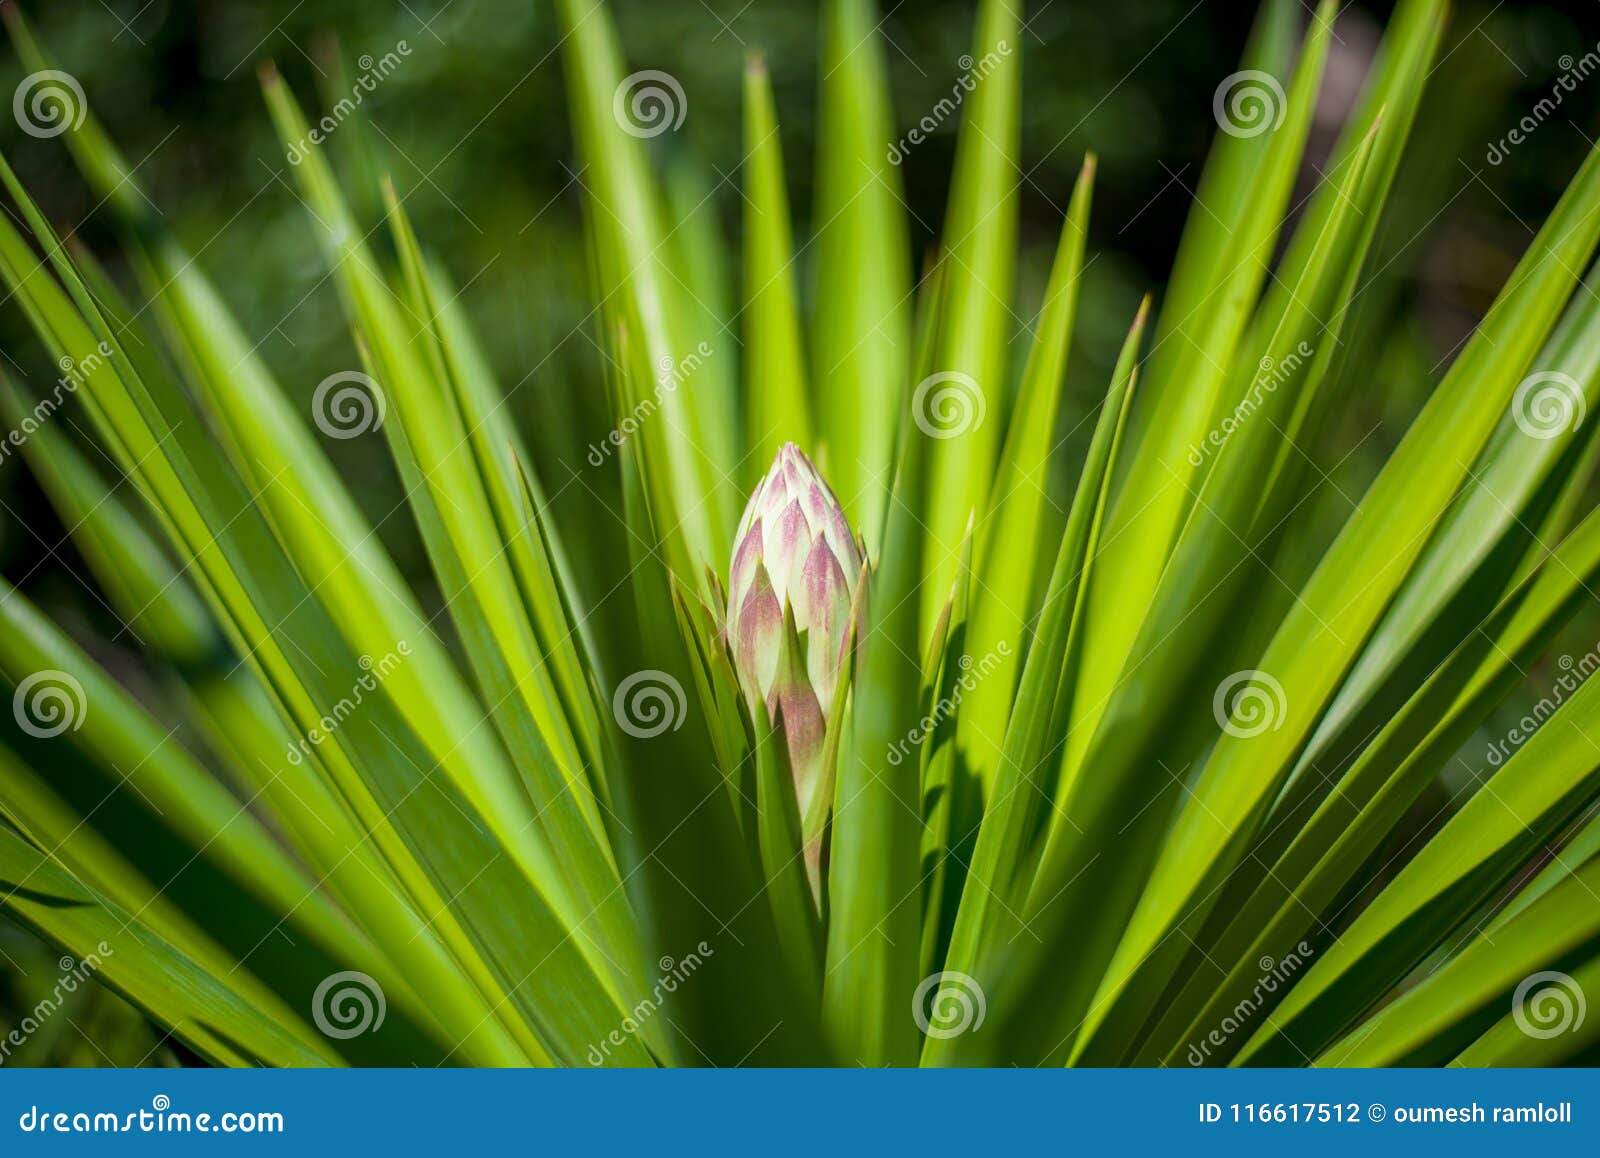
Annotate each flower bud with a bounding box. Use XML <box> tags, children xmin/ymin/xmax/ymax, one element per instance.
<box><xmin>727</xmin><ymin>443</ymin><xmax>862</xmax><ymax>811</ymax></box>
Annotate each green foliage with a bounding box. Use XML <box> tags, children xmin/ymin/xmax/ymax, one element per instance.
<box><xmin>2</xmin><ymin>0</ymin><xmax>1600</xmax><ymax>1068</ymax></box>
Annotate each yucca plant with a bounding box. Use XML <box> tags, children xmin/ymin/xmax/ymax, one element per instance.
<box><xmin>2</xmin><ymin>0</ymin><xmax>1600</xmax><ymax>1068</ymax></box>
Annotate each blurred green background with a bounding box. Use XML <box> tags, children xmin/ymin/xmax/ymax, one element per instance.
<box><xmin>2</xmin><ymin>0</ymin><xmax>1599</xmax><ymax>1062</ymax></box>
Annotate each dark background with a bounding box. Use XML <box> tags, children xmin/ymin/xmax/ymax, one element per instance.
<box><xmin>1</xmin><ymin>0</ymin><xmax>1599</xmax><ymax>1061</ymax></box>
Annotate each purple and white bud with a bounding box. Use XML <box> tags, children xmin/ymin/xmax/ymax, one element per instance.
<box><xmin>727</xmin><ymin>443</ymin><xmax>862</xmax><ymax>811</ymax></box>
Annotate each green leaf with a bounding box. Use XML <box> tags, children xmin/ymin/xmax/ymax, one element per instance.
<box><xmin>7</xmin><ymin>44</ymin><xmax>578</xmax><ymax>1005</ymax></box>
<box><xmin>554</xmin><ymin>0</ymin><xmax>732</xmax><ymax>577</ymax></box>
<box><xmin>919</xmin><ymin>0</ymin><xmax>1021</xmax><ymax>635</ymax></box>
<box><xmin>1058</xmin><ymin>98</ymin><xmax>1600</xmax><ymax>1067</ymax></box>
<box><xmin>0</xmin><ymin>370</ymin><xmax>215</xmax><ymax>665</ymax></box>
<box><xmin>742</xmin><ymin>53</ymin><xmax>814</xmax><ymax>471</ymax></box>
<box><xmin>0</xmin><ymin>157</ymin><xmax>636</xmax><ymax>1066</ymax></box>
<box><xmin>1237</xmin><ymin>651</ymin><xmax>1600</xmax><ymax>1064</ymax></box>
<box><xmin>0</xmin><ymin>826</ymin><xmax>331</xmax><ymax>1067</ymax></box>
<box><xmin>1148</xmin><ymin>497</ymin><xmax>1600</xmax><ymax>1064</ymax></box>
<box><xmin>1450</xmin><ymin>953</ymin><xmax>1600</xmax><ymax>1067</ymax></box>
<box><xmin>753</xmin><ymin>617</ymin><xmax>826</xmax><ymax>999</ymax></box>
<box><xmin>1027</xmin><ymin>101</ymin><xmax>1381</xmax><ymax>1065</ymax></box>
<box><xmin>601</xmin><ymin>425</ymin><xmax>826</xmax><ymax>1065</ymax></box>
<box><xmin>427</xmin><ymin>256</ymin><xmax>606</xmax><ymax>775</ymax></box>
<box><xmin>915</xmin><ymin>515</ymin><xmax>976</xmax><ymax>979</ymax></box>
<box><xmin>258</xmin><ymin>76</ymin><xmax>656</xmax><ymax>1025</ymax></box>
<box><xmin>812</xmin><ymin>0</ymin><xmax>911</xmax><ymax>548</ymax></box>
<box><xmin>663</xmin><ymin>159</ymin><xmax>741</xmax><ymax>504</ymax></box>
<box><xmin>957</xmin><ymin>157</ymin><xmax>1094</xmax><ymax>797</ymax></box>
<box><xmin>823</xmin><ymin>267</ymin><xmax>941</xmax><ymax>1066</ymax></box>
<box><xmin>1056</xmin><ymin>0</ymin><xmax>1331</xmax><ymax>787</ymax></box>
<box><xmin>926</xmin><ymin>296</ymin><xmax>1146</xmax><ymax>1065</ymax></box>
<box><xmin>1317</xmin><ymin>855</ymin><xmax>1600</xmax><ymax>1066</ymax></box>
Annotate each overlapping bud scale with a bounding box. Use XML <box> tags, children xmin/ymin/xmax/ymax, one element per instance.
<box><xmin>727</xmin><ymin>444</ymin><xmax>862</xmax><ymax>812</ymax></box>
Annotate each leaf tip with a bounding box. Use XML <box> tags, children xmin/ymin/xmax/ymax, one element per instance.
<box><xmin>1134</xmin><ymin>292</ymin><xmax>1153</xmax><ymax>327</ymax></box>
